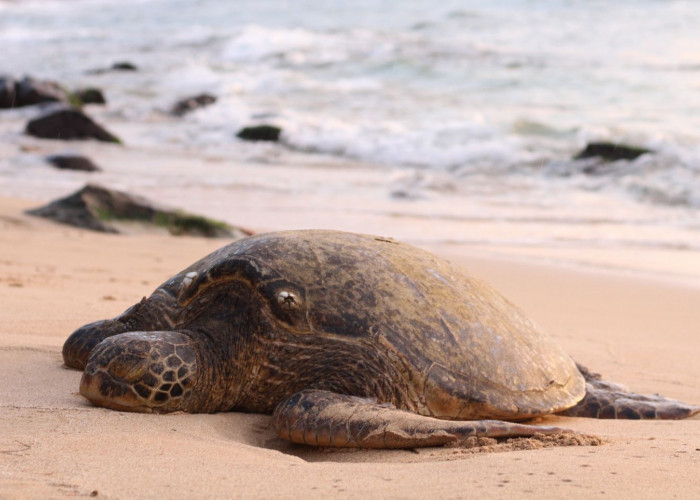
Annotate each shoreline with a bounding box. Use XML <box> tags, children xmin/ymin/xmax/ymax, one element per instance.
<box><xmin>6</xmin><ymin>183</ymin><xmax>700</xmax><ymax>287</ymax></box>
<box><xmin>1</xmin><ymin>194</ymin><xmax>699</xmax><ymax>498</ymax></box>
<box><xmin>2</xmin><ymin>100</ymin><xmax>699</xmax><ymax>289</ymax></box>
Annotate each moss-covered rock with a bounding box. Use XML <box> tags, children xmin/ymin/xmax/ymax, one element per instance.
<box><xmin>0</xmin><ymin>76</ymin><xmax>108</xmax><ymax>109</ymax></box>
<box><xmin>74</xmin><ymin>87</ymin><xmax>107</xmax><ymax>105</ymax></box>
<box><xmin>26</xmin><ymin>184</ymin><xmax>251</xmax><ymax>238</ymax></box>
<box><xmin>236</xmin><ymin>124</ymin><xmax>282</xmax><ymax>142</ymax></box>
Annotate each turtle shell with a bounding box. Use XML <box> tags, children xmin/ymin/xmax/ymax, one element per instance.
<box><xmin>160</xmin><ymin>230</ymin><xmax>585</xmax><ymax>420</ymax></box>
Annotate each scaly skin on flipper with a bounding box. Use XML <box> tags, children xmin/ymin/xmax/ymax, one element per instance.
<box><xmin>273</xmin><ymin>390</ymin><xmax>572</xmax><ymax>448</ymax></box>
<box><xmin>79</xmin><ymin>331</ymin><xmax>199</xmax><ymax>413</ymax></box>
<box><xmin>560</xmin><ymin>364</ymin><xmax>700</xmax><ymax>419</ymax></box>
<box><xmin>64</xmin><ymin>230</ymin><xmax>700</xmax><ymax>449</ymax></box>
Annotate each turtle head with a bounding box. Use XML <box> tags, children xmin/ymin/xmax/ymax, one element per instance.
<box><xmin>63</xmin><ymin>318</ymin><xmax>132</xmax><ymax>370</ymax></box>
<box><xmin>77</xmin><ymin>249</ymin><xmax>316</xmax><ymax>414</ymax></box>
<box><xmin>79</xmin><ymin>331</ymin><xmax>201</xmax><ymax>413</ymax></box>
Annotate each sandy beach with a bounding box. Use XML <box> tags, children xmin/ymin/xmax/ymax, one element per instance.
<box><xmin>2</xmin><ymin>1</ymin><xmax>700</xmax><ymax>497</ymax></box>
<box><xmin>1</xmin><ymin>194</ymin><xmax>698</xmax><ymax>499</ymax></box>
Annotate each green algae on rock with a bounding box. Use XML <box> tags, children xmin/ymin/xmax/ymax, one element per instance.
<box><xmin>26</xmin><ymin>184</ymin><xmax>251</xmax><ymax>238</ymax></box>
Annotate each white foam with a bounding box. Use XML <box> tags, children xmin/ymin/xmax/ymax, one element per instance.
<box><xmin>221</xmin><ymin>25</ymin><xmax>350</xmax><ymax>65</ymax></box>
<box><xmin>161</xmin><ymin>62</ymin><xmax>223</xmax><ymax>96</ymax></box>
<box><xmin>278</xmin><ymin>110</ymin><xmax>532</xmax><ymax>173</ymax></box>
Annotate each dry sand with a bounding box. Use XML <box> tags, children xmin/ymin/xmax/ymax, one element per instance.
<box><xmin>1</xmin><ymin>195</ymin><xmax>699</xmax><ymax>499</ymax></box>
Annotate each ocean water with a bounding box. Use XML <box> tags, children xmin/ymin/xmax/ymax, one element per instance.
<box><xmin>1</xmin><ymin>0</ymin><xmax>700</xmax><ymax>268</ymax></box>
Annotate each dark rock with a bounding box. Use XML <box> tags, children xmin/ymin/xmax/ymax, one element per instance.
<box><xmin>112</xmin><ymin>62</ymin><xmax>138</xmax><ymax>71</ymax></box>
<box><xmin>27</xmin><ymin>184</ymin><xmax>121</xmax><ymax>233</ymax></box>
<box><xmin>170</xmin><ymin>93</ymin><xmax>217</xmax><ymax>117</ymax></box>
<box><xmin>75</xmin><ymin>87</ymin><xmax>107</xmax><ymax>105</ymax></box>
<box><xmin>87</xmin><ymin>62</ymin><xmax>139</xmax><ymax>75</ymax></box>
<box><xmin>236</xmin><ymin>124</ymin><xmax>282</xmax><ymax>142</ymax></box>
<box><xmin>0</xmin><ymin>77</ymin><xmax>17</xmax><ymax>108</ymax></box>
<box><xmin>26</xmin><ymin>184</ymin><xmax>251</xmax><ymax>238</ymax></box>
<box><xmin>574</xmin><ymin>142</ymin><xmax>652</xmax><ymax>162</ymax></box>
<box><xmin>46</xmin><ymin>155</ymin><xmax>101</xmax><ymax>172</ymax></box>
<box><xmin>26</xmin><ymin>108</ymin><xmax>121</xmax><ymax>143</ymax></box>
<box><xmin>16</xmin><ymin>77</ymin><xmax>71</xmax><ymax>106</ymax></box>
<box><xmin>0</xmin><ymin>76</ymin><xmax>75</xmax><ymax>108</ymax></box>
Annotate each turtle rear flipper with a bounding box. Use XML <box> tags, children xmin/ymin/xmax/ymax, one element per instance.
<box><xmin>272</xmin><ymin>390</ymin><xmax>573</xmax><ymax>449</ymax></box>
<box><xmin>561</xmin><ymin>364</ymin><xmax>700</xmax><ymax>419</ymax></box>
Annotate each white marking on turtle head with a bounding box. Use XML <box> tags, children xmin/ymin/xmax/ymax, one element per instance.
<box><xmin>182</xmin><ymin>272</ymin><xmax>197</xmax><ymax>288</ymax></box>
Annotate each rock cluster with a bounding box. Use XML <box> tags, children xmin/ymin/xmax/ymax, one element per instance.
<box><xmin>0</xmin><ymin>76</ymin><xmax>76</xmax><ymax>108</ymax></box>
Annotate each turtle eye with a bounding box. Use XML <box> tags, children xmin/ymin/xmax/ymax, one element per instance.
<box><xmin>260</xmin><ymin>281</ymin><xmax>308</xmax><ymax>331</ymax></box>
<box><xmin>277</xmin><ymin>290</ymin><xmax>301</xmax><ymax>311</ymax></box>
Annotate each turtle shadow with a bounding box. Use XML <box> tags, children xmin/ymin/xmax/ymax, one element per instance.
<box><xmin>205</xmin><ymin>412</ymin><xmax>428</xmax><ymax>463</ymax></box>
<box><xmin>4</xmin><ymin>348</ymin><xmax>606</xmax><ymax>463</ymax></box>
<box><xmin>258</xmin><ymin>434</ymin><xmax>604</xmax><ymax>464</ymax></box>
<box><xmin>205</xmin><ymin>413</ymin><xmax>600</xmax><ymax>464</ymax></box>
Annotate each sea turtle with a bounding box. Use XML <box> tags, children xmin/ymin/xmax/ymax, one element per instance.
<box><xmin>63</xmin><ymin>230</ymin><xmax>699</xmax><ymax>448</ymax></box>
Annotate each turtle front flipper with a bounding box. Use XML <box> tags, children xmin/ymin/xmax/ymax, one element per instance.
<box><xmin>272</xmin><ymin>390</ymin><xmax>573</xmax><ymax>449</ymax></box>
<box><xmin>561</xmin><ymin>364</ymin><xmax>700</xmax><ymax>419</ymax></box>
<box><xmin>79</xmin><ymin>330</ymin><xmax>202</xmax><ymax>413</ymax></box>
